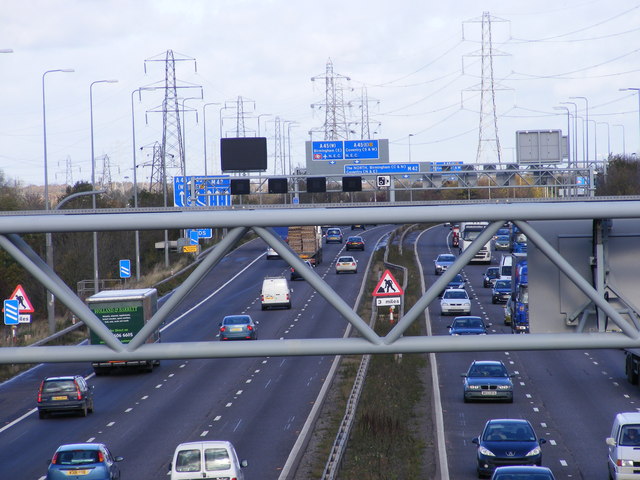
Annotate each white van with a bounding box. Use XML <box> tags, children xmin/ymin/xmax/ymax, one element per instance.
<box><xmin>607</xmin><ymin>412</ymin><xmax>640</xmax><ymax>479</ymax></box>
<box><xmin>170</xmin><ymin>440</ymin><xmax>247</xmax><ymax>480</ymax></box>
<box><xmin>261</xmin><ymin>276</ymin><xmax>291</xmax><ymax>310</ymax></box>
<box><xmin>499</xmin><ymin>255</ymin><xmax>513</xmax><ymax>281</ymax></box>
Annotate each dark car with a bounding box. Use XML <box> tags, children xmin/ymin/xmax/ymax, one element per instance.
<box><xmin>219</xmin><ymin>315</ymin><xmax>258</xmax><ymax>341</ymax></box>
<box><xmin>483</xmin><ymin>267</ymin><xmax>500</xmax><ymax>288</ymax></box>
<box><xmin>492</xmin><ymin>279</ymin><xmax>512</xmax><ymax>304</ymax></box>
<box><xmin>434</xmin><ymin>253</ymin><xmax>456</xmax><ymax>275</ymax></box>
<box><xmin>345</xmin><ymin>236</ymin><xmax>365</xmax><ymax>251</ymax></box>
<box><xmin>438</xmin><ymin>273</ymin><xmax>467</xmax><ymax>297</ymax></box>
<box><xmin>462</xmin><ymin>360</ymin><xmax>514</xmax><ymax>403</ymax></box>
<box><xmin>491</xmin><ymin>466</ymin><xmax>556</xmax><ymax>480</ymax></box>
<box><xmin>290</xmin><ymin>260</ymin><xmax>312</xmax><ymax>281</ymax></box>
<box><xmin>46</xmin><ymin>443</ymin><xmax>123</xmax><ymax>480</ymax></box>
<box><xmin>473</xmin><ymin>419</ymin><xmax>546</xmax><ymax>478</ymax></box>
<box><xmin>494</xmin><ymin>235</ymin><xmax>511</xmax><ymax>251</ymax></box>
<box><xmin>448</xmin><ymin>316</ymin><xmax>489</xmax><ymax>335</ymax></box>
<box><xmin>37</xmin><ymin>375</ymin><xmax>94</xmax><ymax>419</ymax></box>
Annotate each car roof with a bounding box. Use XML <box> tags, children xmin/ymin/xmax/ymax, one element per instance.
<box><xmin>616</xmin><ymin>412</ymin><xmax>640</xmax><ymax>424</ymax></box>
<box><xmin>175</xmin><ymin>440</ymin><xmax>233</xmax><ymax>449</ymax></box>
<box><xmin>338</xmin><ymin>256</ymin><xmax>355</xmax><ymax>261</ymax></box>
<box><xmin>471</xmin><ymin>360</ymin><xmax>504</xmax><ymax>366</ymax></box>
<box><xmin>486</xmin><ymin>418</ymin><xmax>531</xmax><ymax>425</ymax></box>
<box><xmin>57</xmin><ymin>443</ymin><xmax>105</xmax><ymax>451</ymax></box>
<box><xmin>493</xmin><ymin>466</ymin><xmax>553</xmax><ymax>473</ymax></box>
<box><xmin>223</xmin><ymin>315</ymin><xmax>252</xmax><ymax>321</ymax></box>
<box><xmin>44</xmin><ymin>376</ymin><xmax>79</xmax><ymax>381</ymax></box>
<box><xmin>443</xmin><ymin>288</ymin><xmax>467</xmax><ymax>294</ymax></box>
<box><xmin>437</xmin><ymin>254</ymin><xmax>455</xmax><ymax>259</ymax></box>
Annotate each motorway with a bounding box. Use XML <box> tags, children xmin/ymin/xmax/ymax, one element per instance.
<box><xmin>0</xmin><ymin>226</ymin><xmax>394</xmax><ymax>480</ymax></box>
<box><xmin>416</xmin><ymin>225</ymin><xmax>635</xmax><ymax>479</ymax></box>
<box><xmin>0</xmin><ymin>224</ymin><xmax>637</xmax><ymax>479</ymax></box>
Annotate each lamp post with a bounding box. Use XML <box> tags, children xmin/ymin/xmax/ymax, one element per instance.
<box><xmin>203</xmin><ymin>103</ymin><xmax>220</xmax><ymax>176</ymax></box>
<box><xmin>588</xmin><ymin>119</ymin><xmax>598</xmax><ymax>166</ymax></box>
<box><xmin>286</xmin><ymin>121</ymin><xmax>299</xmax><ymax>176</ymax></box>
<box><xmin>570</xmin><ymin>96</ymin><xmax>589</xmax><ymax>167</ymax></box>
<box><xmin>560</xmin><ymin>102</ymin><xmax>579</xmax><ymax>167</ymax></box>
<box><xmin>619</xmin><ymin>88</ymin><xmax>640</xmax><ymax>156</ymax></box>
<box><xmin>614</xmin><ymin>124</ymin><xmax>626</xmax><ymax>155</ymax></box>
<box><xmin>597</xmin><ymin>122</ymin><xmax>611</xmax><ymax>159</ymax></box>
<box><xmin>553</xmin><ymin>106</ymin><xmax>572</xmax><ymax>166</ymax></box>
<box><xmin>90</xmin><ymin>79</ymin><xmax>118</xmax><ymax>294</ymax></box>
<box><xmin>180</xmin><ymin>96</ymin><xmax>202</xmax><ymax>183</ymax></box>
<box><xmin>43</xmin><ymin>68</ymin><xmax>74</xmax><ymax>334</ymax></box>
<box><xmin>408</xmin><ymin>134</ymin><xmax>415</xmax><ymax>162</ymax></box>
<box><xmin>257</xmin><ymin>113</ymin><xmax>272</xmax><ymax>137</ymax></box>
<box><xmin>219</xmin><ymin>105</ymin><xmax>232</xmax><ymax>138</ymax></box>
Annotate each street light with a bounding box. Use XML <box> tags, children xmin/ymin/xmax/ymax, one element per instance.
<box><xmin>203</xmin><ymin>102</ymin><xmax>221</xmax><ymax>176</ymax></box>
<box><xmin>553</xmin><ymin>106</ymin><xmax>572</xmax><ymax>166</ymax></box>
<box><xmin>614</xmin><ymin>124</ymin><xmax>626</xmax><ymax>155</ymax></box>
<box><xmin>597</xmin><ymin>122</ymin><xmax>611</xmax><ymax>159</ymax></box>
<box><xmin>90</xmin><ymin>79</ymin><xmax>118</xmax><ymax>294</ymax></box>
<box><xmin>42</xmin><ymin>68</ymin><xmax>74</xmax><ymax>334</ymax></box>
<box><xmin>619</xmin><ymin>88</ymin><xmax>640</xmax><ymax>156</ymax></box>
<box><xmin>47</xmin><ymin>190</ymin><xmax>104</xmax><ymax>333</ymax></box>
<box><xmin>257</xmin><ymin>113</ymin><xmax>272</xmax><ymax>137</ymax></box>
<box><xmin>560</xmin><ymin>102</ymin><xmax>579</xmax><ymax>167</ymax></box>
<box><xmin>570</xmin><ymin>96</ymin><xmax>589</xmax><ymax>167</ymax></box>
<box><xmin>181</xmin><ymin>96</ymin><xmax>202</xmax><ymax>182</ymax></box>
<box><xmin>408</xmin><ymin>134</ymin><xmax>415</xmax><ymax>162</ymax></box>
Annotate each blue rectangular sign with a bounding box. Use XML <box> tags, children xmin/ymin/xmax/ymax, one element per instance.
<box><xmin>344</xmin><ymin>163</ymin><xmax>420</xmax><ymax>174</ymax></box>
<box><xmin>312</xmin><ymin>141</ymin><xmax>344</xmax><ymax>160</ymax></box>
<box><xmin>4</xmin><ymin>299</ymin><xmax>18</xmax><ymax>325</ymax></box>
<box><xmin>344</xmin><ymin>140</ymin><xmax>379</xmax><ymax>159</ymax></box>
<box><xmin>119</xmin><ymin>259</ymin><xmax>131</xmax><ymax>279</ymax></box>
<box><xmin>433</xmin><ymin>161</ymin><xmax>463</xmax><ymax>172</ymax></box>
<box><xmin>174</xmin><ymin>176</ymin><xmax>231</xmax><ymax>207</ymax></box>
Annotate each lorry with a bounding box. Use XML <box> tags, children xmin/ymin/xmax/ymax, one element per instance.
<box><xmin>287</xmin><ymin>226</ymin><xmax>323</xmax><ymax>265</ymax></box>
<box><xmin>511</xmin><ymin>224</ymin><xmax>527</xmax><ymax>253</ymax></box>
<box><xmin>86</xmin><ymin>288</ymin><xmax>160</xmax><ymax>375</ymax></box>
<box><xmin>459</xmin><ymin>222</ymin><xmax>492</xmax><ymax>264</ymax></box>
<box><xmin>510</xmin><ymin>253</ymin><xmax>529</xmax><ymax>333</ymax></box>
<box><xmin>266</xmin><ymin>226</ymin><xmax>289</xmax><ymax>259</ymax></box>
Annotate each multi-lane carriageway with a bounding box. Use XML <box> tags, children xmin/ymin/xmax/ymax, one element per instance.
<box><xmin>0</xmin><ymin>224</ymin><xmax>634</xmax><ymax>479</ymax></box>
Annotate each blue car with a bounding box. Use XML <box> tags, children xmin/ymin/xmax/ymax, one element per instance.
<box><xmin>473</xmin><ymin>419</ymin><xmax>545</xmax><ymax>478</ymax></box>
<box><xmin>219</xmin><ymin>315</ymin><xmax>258</xmax><ymax>340</ymax></box>
<box><xmin>448</xmin><ymin>316</ymin><xmax>488</xmax><ymax>335</ymax></box>
<box><xmin>492</xmin><ymin>279</ymin><xmax>511</xmax><ymax>304</ymax></box>
<box><xmin>46</xmin><ymin>443</ymin><xmax>123</xmax><ymax>480</ymax></box>
<box><xmin>491</xmin><ymin>466</ymin><xmax>555</xmax><ymax>479</ymax></box>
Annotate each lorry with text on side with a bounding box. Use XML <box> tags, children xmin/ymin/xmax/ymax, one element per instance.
<box><xmin>459</xmin><ymin>221</ymin><xmax>492</xmax><ymax>264</ymax></box>
<box><xmin>510</xmin><ymin>253</ymin><xmax>529</xmax><ymax>333</ymax></box>
<box><xmin>288</xmin><ymin>225</ymin><xmax>323</xmax><ymax>266</ymax></box>
<box><xmin>86</xmin><ymin>288</ymin><xmax>160</xmax><ymax>375</ymax></box>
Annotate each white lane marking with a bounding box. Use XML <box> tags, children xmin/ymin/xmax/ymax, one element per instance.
<box><xmin>141</xmin><ymin>395</ymin><xmax>149</xmax><ymax>400</ymax></box>
<box><xmin>540</xmin><ymin>422</ymin><xmax>547</xmax><ymax>428</ymax></box>
<box><xmin>226</xmin><ymin>402</ymin><xmax>232</xmax><ymax>407</ymax></box>
<box><xmin>246</xmin><ymin>379</ymin><xmax>252</xmax><ymax>384</ymax></box>
<box><xmin>533</xmin><ymin>407</ymin><xmax>539</xmax><ymax>412</ymax></box>
<box><xmin>550</xmin><ymin>439</ymin><xmax>557</xmax><ymax>445</ymax></box>
<box><xmin>200</xmin><ymin>430</ymin><xmax>208</xmax><ymax>437</ymax></box>
<box><xmin>87</xmin><ymin>437</ymin><xmax>95</xmax><ymax>442</ymax></box>
<box><xmin>107</xmin><ymin>421</ymin><xmax>115</xmax><ymax>427</ymax></box>
<box><xmin>233</xmin><ymin>420</ymin><xmax>242</xmax><ymax>432</ymax></box>
<box><xmin>155</xmin><ymin>384</ymin><xmax>163</xmax><ymax>389</ymax></box>
<box><xmin>525</xmin><ymin>394</ymin><xmax>532</xmax><ymax>398</ymax></box>
<box><xmin>236</xmin><ymin>390</ymin><xmax>243</xmax><ymax>395</ymax></box>
<box><xmin>125</xmin><ymin>408</ymin><xmax>133</xmax><ymax>413</ymax></box>
<box><xmin>560</xmin><ymin>460</ymin><xmax>568</xmax><ymax>467</ymax></box>
<box><xmin>214</xmin><ymin>416</ymin><xmax>221</xmax><ymax>422</ymax></box>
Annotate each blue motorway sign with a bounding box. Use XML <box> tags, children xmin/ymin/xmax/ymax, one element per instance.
<box><xmin>433</xmin><ymin>161</ymin><xmax>463</xmax><ymax>172</ymax></box>
<box><xmin>312</xmin><ymin>141</ymin><xmax>343</xmax><ymax>160</ymax></box>
<box><xmin>4</xmin><ymin>299</ymin><xmax>18</xmax><ymax>325</ymax></box>
<box><xmin>344</xmin><ymin>140</ymin><xmax>379</xmax><ymax>159</ymax></box>
<box><xmin>344</xmin><ymin>163</ymin><xmax>420</xmax><ymax>175</ymax></box>
<box><xmin>174</xmin><ymin>176</ymin><xmax>231</xmax><ymax>207</ymax></box>
<box><xmin>119</xmin><ymin>259</ymin><xmax>131</xmax><ymax>279</ymax></box>
<box><xmin>312</xmin><ymin>140</ymin><xmax>379</xmax><ymax>161</ymax></box>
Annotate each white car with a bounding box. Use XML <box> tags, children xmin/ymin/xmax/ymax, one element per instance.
<box><xmin>336</xmin><ymin>255</ymin><xmax>358</xmax><ymax>274</ymax></box>
<box><xmin>440</xmin><ymin>288</ymin><xmax>471</xmax><ymax>316</ymax></box>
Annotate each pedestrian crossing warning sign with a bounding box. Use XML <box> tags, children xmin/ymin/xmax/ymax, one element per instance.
<box><xmin>372</xmin><ymin>270</ymin><xmax>404</xmax><ymax>297</ymax></box>
<box><xmin>8</xmin><ymin>284</ymin><xmax>34</xmax><ymax>313</ymax></box>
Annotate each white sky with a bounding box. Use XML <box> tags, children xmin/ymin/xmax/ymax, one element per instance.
<box><xmin>0</xmin><ymin>0</ymin><xmax>639</xmax><ymax>186</ymax></box>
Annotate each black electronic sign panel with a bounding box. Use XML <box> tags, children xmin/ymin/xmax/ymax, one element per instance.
<box><xmin>221</xmin><ymin>137</ymin><xmax>268</xmax><ymax>172</ymax></box>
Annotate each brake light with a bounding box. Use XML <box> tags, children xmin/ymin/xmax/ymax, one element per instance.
<box><xmin>75</xmin><ymin>382</ymin><xmax>82</xmax><ymax>400</ymax></box>
<box><xmin>52</xmin><ymin>453</ymin><xmax>59</xmax><ymax>464</ymax></box>
<box><xmin>97</xmin><ymin>451</ymin><xmax>104</xmax><ymax>462</ymax></box>
<box><xmin>286</xmin><ymin>294</ymin><xmax>290</xmax><ymax>300</ymax></box>
<box><xmin>247</xmin><ymin>325</ymin><xmax>254</xmax><ymax>331</ymax></box>
<box><xmin>37</xmin><ymin>381</ymin><xmax>44</xmax><ymax>403</ymax></box>
<box><xmin>220</xmin><ymin>326</ymin><xmax>226</xmax><ymax>333</ymax></box>
<box><xmin>260</xmin><ymin>295</ymin><xmax>264</xmax><ymax>302</ymax></box>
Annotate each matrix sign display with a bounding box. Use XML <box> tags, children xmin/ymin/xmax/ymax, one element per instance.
<box><xmin>312</xmin><ymin>140</ymin><xmax>379</xmax><ymax>161</ymax></box>
<box><xmin>221</xmin><ymin>137</ymin><xmax>268</xmax><ymax>171</ymax></box>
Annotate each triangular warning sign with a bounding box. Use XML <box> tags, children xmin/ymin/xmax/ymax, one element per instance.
<box><xmin>372</xmin><ymin>269</ymin><xmax>404</xmax><ymax>297</ymax></box>
<box><xmin>9</xmin><ymin>284</ymin><xmax>34</xmax><ymax>313</ymax></box>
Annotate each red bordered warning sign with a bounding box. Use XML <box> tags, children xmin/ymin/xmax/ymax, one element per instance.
<box><xmin>372</xmin><ymin>269</ymin><xmax>404</xmax><ymax>297</ymax></box>
<box><xmin>9</xmin><ymin>284</ymin><xmax>34</xmax><ymax>313</ymax></box>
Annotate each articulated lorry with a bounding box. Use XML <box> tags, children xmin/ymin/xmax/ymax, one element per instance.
<box><xmin>510</xmin><ymin>253</ymin><xmax>529</xmax><ymax>333</ymax></box>
<box><xmin>459</xmin><ymin>222</ymin><xmax>492</xmax><ymax>264</ymax></box>
<box><xmin>266</xmin><ymin>226</ymin><xmax>289</xmax><ymax>259</ymax></box>
<box><xmin>86</xmin><ymin>288</ymin><xmax>160</xmax><ymax>375</ymax></box>
<box><xmin>288</xmin><ymin>226</ymin><xmax>323</xmax><ymax>265</ymax></box>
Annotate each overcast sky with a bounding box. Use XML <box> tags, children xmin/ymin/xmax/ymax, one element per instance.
<box><xmin>0</xmin><ymin>0</ymin><xmax>639</xmax><ymax>187</ymax></box>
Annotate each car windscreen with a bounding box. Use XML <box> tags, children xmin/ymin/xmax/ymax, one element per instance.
<box><xmin>43</xmin><ymin>380</ymin><xmax>76</xmax><ymax>393</ymax></box>
<box><xmin>56</xmin><ymin>450</ymin><xmax>100</xmax><ymax>465</ymax></box>
<box><xmin>338</xmin><ymin>257</ymin><xmax>354</xmax><ymax>262</ymax></box>
<box><xmin>444</xmin><ymin>291</ymin><xmax>467</xmax><ymax>299</ymax></box>
<box><xmin>484</xmin><ymin>422</ymin><xmax>535</xmax><ymax>441</ymax></box>
<box><xmin>176</xmin><ymin>449</ymin><xmax>201</xmax><ymax>472</ymax></box>
<box><xmin>224</xmin><ymin>317</ymin><xmax>250</xmax><ymax>325</ymax></box>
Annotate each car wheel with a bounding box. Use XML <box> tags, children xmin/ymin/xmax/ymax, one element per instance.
<box><xmin>80</xmin><ymin>404</ymin><xmax>88</xmax><ymax>417</ymax></box>
<box><xmin>463</xmin><ymin>396</ymin><xmax>469</xmax><ymax>403</ymax></box>
<box><xmin>88</xmin><ymin>400</ymin><xmax>94</xmax><ymax>414</ymax></box>
<box><xmin>336</xmin><ymin>270</ymin><xmax>340</xmax><ymax>274</ymax></box>
<box><xmin>38</xmin><ymin>410</ymin><xmax>47</xmax><ymax>419</ymax></box>
<box><xmin>492</xmin><ymin>297</ymin><xmax>497</xmax><ymax>304</ymax></box>
<box><xmin>261</xmin><ymin>305</ymin><xmax>267</xmax><ymax>311</ymax></box>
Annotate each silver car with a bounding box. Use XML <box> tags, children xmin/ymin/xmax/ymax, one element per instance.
<box><xmin>434</xmin><ymin>253</ymin><xmax>456</xmax><ymax>275</ymax></box>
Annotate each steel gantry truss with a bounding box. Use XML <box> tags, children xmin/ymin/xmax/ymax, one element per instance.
<box><xmin>2</xmin><ymin>199</ymin><xmax>640</xmax><ymax>365</ymax></box>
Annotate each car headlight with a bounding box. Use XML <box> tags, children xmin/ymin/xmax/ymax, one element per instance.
<box><xmin>497</xmin><ymin>385</ymin><xmax>512</xmax><ymax>390</ymax></box>
<box><xmin>526</xmin><ymin>446</ymin><xmax>541</xmax><ymax>456</ymax></box>
<box><xmin>467</xmin><ymin>385</ymin><xmax>481</xmax><ymax>390</ymax></box>
<box><xmin>478</xmin><ymin>446</ymin><xmax>495</xmax><ymax>457</ymax></box>
<box><xmin>618</xmin><ymin>459</ymin><xmax>635</xmax><ymax>467</ymax></box>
